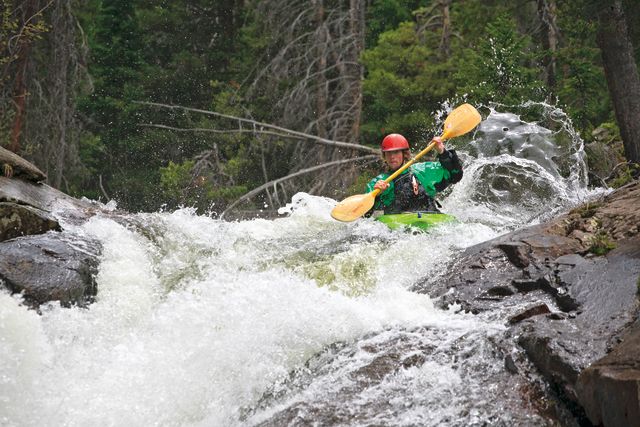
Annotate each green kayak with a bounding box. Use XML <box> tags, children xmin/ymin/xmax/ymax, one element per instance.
<box><xmin>375</xmin><ymin>212</ymin><xmax>456</xmax><ymax>231</ymax></box>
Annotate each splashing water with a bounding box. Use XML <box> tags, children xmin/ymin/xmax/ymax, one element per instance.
<box><xmin>1</xmin><ymin>104</ymin><xmax>602</xmax><ymax>426</ymax></box>
<box><xmin>444</xmin><ymin>102</ymin><xmax>597</xmax><ymax>230</ymax></box>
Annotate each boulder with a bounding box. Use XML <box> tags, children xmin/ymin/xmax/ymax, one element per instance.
<box><xmin>518</xmin><ymin>236</ymin><xmax>640</xmax><ymax>403</ymax></box>
<box><xmin>576</xmin><ymin>320</ymin><xmax>640</xmax><ymax>427</ymax></box>
<box><xmin>0</xmin><ymin>232</ymin><xmax>101</xmax><ymax>308</ymax></box>
<box><xmin>0</xmin><ymin>172</ymin><xmax>108</xmax><ymax>308</ymax></box>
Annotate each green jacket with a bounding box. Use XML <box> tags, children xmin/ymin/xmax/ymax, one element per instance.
<box><xmin>365</xmin><ymin>149</ymin><xmax>463</xmax><ymax>212</ymax></box>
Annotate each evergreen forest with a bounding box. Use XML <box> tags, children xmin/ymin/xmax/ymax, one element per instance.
<box><xmin>2</xmin><ymin>0</ymin><xmax>639</xmax><ymax>215</ymax></box>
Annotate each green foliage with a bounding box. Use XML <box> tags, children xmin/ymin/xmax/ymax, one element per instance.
<box><xmin>0</xmin><ymin>0</ymin><xmax>18</xmax><ymax>72</ymax></box>
<box><xmin>158</xmin><ymin>156</ymin><xmax>252</xmax><ymax>213</ymax></box>
<box><xmin>366</xmin><ymin>0</ymin><xmax>421</xmax><ymax>48</ymax></box>
<box><xmin>76</xmin><ymin>0</ymin><xmax>148</xmax><ymax>208</ymax></box>
<box><xmin>554</xmin><ymin>3</ymin><xmax>611</xmax><ymax>137</ymax></box>
<box><xmin>75</xmin><ymin>0</ymin><xmax>251</xmax><ymax>211</ymax></box>
<box><xmin>347</xmin><ymin>166</ymin><xmax>382</xmax><ymax>195</ymax></box>
<box><xmin>588</xmin><ymin>230</ymin><xmax>616</xmax><ymax>256</ymax></box>
<box><xmin>66</xmin><ymin>133</ymin><xmax>104</xmax><ymax>199</ymax></box>
<box><xmin>609</xmin><ymin>163</ymin><xmax>640</xmax><ymax>189</ymax></box>
<box><xmin>454</xmin><ymin>14</ymin><xmax>545</xmax><ymax>106</ymax></box>
<box><xmin>159</xmin><ymin>160</ymin><xmax>195</xmax><ymax>203</ymax></box>
<box><xmin>136</xmin><ymin>0</ymin><xmax>246</xmax><ymax>107</ymax></box>
<box><xmin>594</xmin><ymin>122</ymin><xmax>621</xmax><ymax>144</ymax></box>
<box><xmin>0</xmin><ymin>0</ymin><xmax>49</xmax><ymax>71</ymax></box>
<box><xmin>450</xmin><ymin>0</ymin><xmax>509</xmax><ymax>43</ymax></box>
<box><xmin>12</xmin><ymin>0</ymin><xmax>638</xmax><ymax>212</ymax></box>
<box><xmin>573</xmin><ymin>201</ymin><xmax>601</xmax><ymax>219</ymax></box>
<box><xmin>362</xmin><ymin>21</ymin><xmax>456</xmax><ymax>145</ymax></box>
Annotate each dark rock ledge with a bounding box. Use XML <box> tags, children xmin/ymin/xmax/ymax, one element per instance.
<box><xmin>422</xmin><ymin>180</ymin><xmax>640</xmax><ymax>427</ymax></box>
<box><xmin>0</xmin><ymin>175</ymin><xmax>106</xmax><ymax>308</ymax></box>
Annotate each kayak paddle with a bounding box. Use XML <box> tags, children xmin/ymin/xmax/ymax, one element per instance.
<box><xmin>331</xmin><ymin>103</ymin><xmax>481</xmax><ymax>222</ymax></box>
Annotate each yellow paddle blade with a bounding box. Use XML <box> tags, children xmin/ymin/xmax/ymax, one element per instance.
<box><xmin>441</xmin><ymin>103</ymin><xmax>482</xmax><ymax>140</ymax></box>
<box><xmin>330</xmin><ymin>192</ymin><xmax>376</xmax><ymax>222</ymax></box>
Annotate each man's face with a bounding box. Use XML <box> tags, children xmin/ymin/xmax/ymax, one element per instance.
<box><xmin>384</xmin><ymin>150</ymin><xmax>405</xmax><ymax>171</ymax></box>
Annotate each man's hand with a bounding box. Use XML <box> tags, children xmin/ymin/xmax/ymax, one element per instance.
<box><xmin>373</xmin><ymin>180</ymin><xmax>389</xmax><ymax>191</ymax></box>
<box><xmin>432</xmin><ymin>136</ymin><xmax>445</xmax><ymax>154</ymax></box>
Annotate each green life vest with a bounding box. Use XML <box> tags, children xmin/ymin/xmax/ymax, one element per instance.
<box><xmin>365</xmin><ymin>150</ymin><xmax>462</xmax><ymax>212</ymax></box>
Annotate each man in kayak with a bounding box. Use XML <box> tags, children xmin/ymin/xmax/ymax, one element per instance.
<box><xmin>366</xmin><ymin>133</ymin><xmax>463</xmax><ymax>214</ymax></box>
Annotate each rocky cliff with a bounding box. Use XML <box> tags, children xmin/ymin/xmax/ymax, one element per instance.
<box><xmin>424</xmin><ymin>180</ymin><xmax>640</xmax><ymax>426</ymax></box>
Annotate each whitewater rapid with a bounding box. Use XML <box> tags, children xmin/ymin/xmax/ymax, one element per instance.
<box><xmin>1</xmin><ymin>104</ymin><xmax>604</xmax><ymax>426</ymax></box>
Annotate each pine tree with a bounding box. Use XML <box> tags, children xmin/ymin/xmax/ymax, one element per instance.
<box><xmin>454</xmin><ymin>14</ymin><xmax>545</xmax><ymax>106</ymax></box>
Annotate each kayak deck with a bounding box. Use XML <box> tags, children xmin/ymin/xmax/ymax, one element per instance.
<box><xmin>375</xmin><ymin>211</ymin><xmax>456</xmax><ymax>231</ymax></box>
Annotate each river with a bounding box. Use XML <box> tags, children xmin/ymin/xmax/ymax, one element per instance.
<box><xmin>0</xmin><ymin>103</ymin><xmax>602</xmax><ymax>426</ymax></box>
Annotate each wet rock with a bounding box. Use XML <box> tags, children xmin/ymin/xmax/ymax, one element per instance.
<box><xmin>418</xmin><ymin>181</ymin><xmax>640</xmax><ymax>423</ymax></box>
<box><xmin>0</xmin><ymin>175</ymin><xmax>118</xmax><ymax>308</ymax></box>
<box><xmin>576</xmin><ymin>321</ymin><xmax>640</xmax><ymax>427</ymax></box>
<box><xmin>508</xmin><ymin>304</ymin><xmax>551</xmax><ymax>324</ymax></box>
<box><xmin>425</xmin><ymin>245</ymin><xmax>524</xmax><ymax>313</ymax></box>
<box><xmin>504</xmin><ymin>354</ymin><xmax>518</xmax><ymax>374</ymax></box>
<box><xmin>401</xmin><ymin>353</ymin><xmax>427</xmax><ymax>369</ymax></box>
<box><xmin>250</xmin><ymin>327</ymin><xmax>552</xmax><ymax>426</ymax></box>
<box><xmin>512</xmin><ymin>277</ymin><xmax>550</xmax><ymax>293</ymax></box>
<box><xmin>584</xmin><ymin>136</ymin><xmax>626</xmax><ymax>187</ymax></box>
<box><xmin>487</xmin><ymin>285</ymin><xmax>516</xmax><ymax>297</ymax></box>
<box><xmin>498</xmin><ymin>242</ymin><xmax>530</xmax><ymax>268</ymax></box>
<box><xmin>553</xmin><ymin>254</ymin><xmax>586</xmax><ymax>267</ymax></box>
<box><xmin>517</xmin><ymin>321</ymin><xmax>587</xmax><ymax>402</ymax></box>
<box><xmin>546</xmin><ymin>312</ymin><xmax>568</xmax><ymax>320</ymax></box>
<box><xmin>0</xmin><ymin>231</ymin><xmax>101</xmax><ymax>308</ymax></box>
<box><xmin>0</xmin><ymin>202</ymin><xmax>60</xmax><ymax>242</ymax></box>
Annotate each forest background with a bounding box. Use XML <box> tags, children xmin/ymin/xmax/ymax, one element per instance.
<box><xmin>1</xmin><ymin>0</ymin><xmax>639</xmax><ymax>216</ymax></box>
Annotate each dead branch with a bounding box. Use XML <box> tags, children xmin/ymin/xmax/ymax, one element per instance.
<box><xmin>136</xmin><ymin>101</ymin><xmax>378</xmax><ymax>154</ymax></box>
<box><xmin>140</xmin><ymin>123</ymin><xmax>307</xmax><ymax>140</ymax></box>
<box><xmin>98</xmin><ymin>174</ymin><xmax>110</xmax><ymax>200</ymax></box>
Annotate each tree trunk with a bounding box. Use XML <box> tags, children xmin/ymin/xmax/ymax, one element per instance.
<box><xmin>314</xmin><ymin>0</ymin><xmax>328</xmax><ymax>140</ymax></box>
<box><xmin>9</xmin><ymin>52</ymin><xmax>28</xmax><ymax>154</ymax></box>
<box><xmin>537</xmin><ymin>0</ymin><xmax>559</xmax><ymax>90</ymax></box>
<box><xmin>51</xmin><ymin>0</ymin><xmax>70</xmax><ymax>189</ymax></box>
<box><xmin>8</xmin><ymin>0</ymin><xmax>41</xmax><ymax>154</ymax></box>
<box><xmin>596</xmin><ymin>0</ymin><xmax>640</xmax><ymax>164</ymax></box>
<box><xmin>349</xmin><ymin>0</ymin><xmax>365</xmax><ymax>143</ymax></box>
<box><xmin>440</xmin><ymin>0</ymin><xmax>452</xmax><ymax>58</ymax></box>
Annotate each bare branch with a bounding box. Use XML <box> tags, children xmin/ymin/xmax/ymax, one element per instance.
<box><xmin>140</xmin><ymin>123</ymin><xmax>307</xmax><ymax>140</ymax></box>
<box><xmin>136</xmin><ymin>101</ymin><xmax>378</xmax><ymax>154</ymax></box>
<box><xmin>98</xmin><ymin>174</ymin><xmax>110</xmax><ymax>200</ymax></box>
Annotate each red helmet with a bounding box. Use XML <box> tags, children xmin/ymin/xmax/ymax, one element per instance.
<box><xmin>381</xmin><ymin>133</ymin><xmax>409</xmax><ymax>152</ymax></box>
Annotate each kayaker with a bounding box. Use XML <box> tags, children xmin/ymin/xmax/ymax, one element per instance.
<box><xmin>366</xmin><ymin>133</ymin><xmax>463</xmax><ymax>214</ymax></box>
